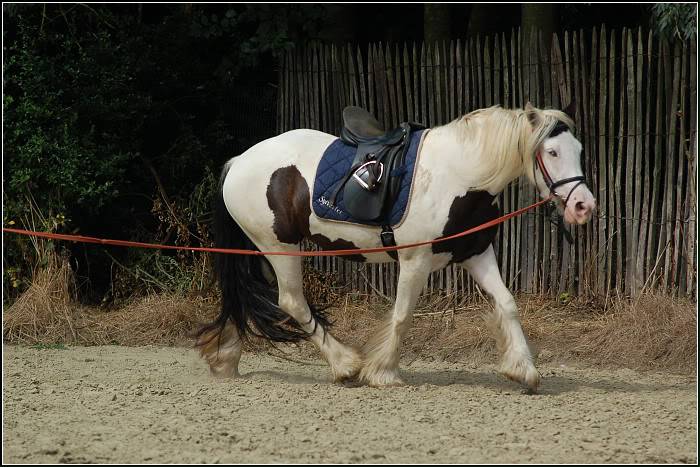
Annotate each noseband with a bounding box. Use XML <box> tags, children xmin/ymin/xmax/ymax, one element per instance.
<box><xmin>535</xmin><ymin>151</ymin><xmax>586</xmax><ymax>208</ymax></box>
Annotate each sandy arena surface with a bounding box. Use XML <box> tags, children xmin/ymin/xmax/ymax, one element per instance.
<box><xmin>2</xmin><ymin>345</ymin><xmax>697</xmax><ymax>464</ymax></box>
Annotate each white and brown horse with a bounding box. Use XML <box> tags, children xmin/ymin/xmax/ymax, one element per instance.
<box><xmin>196</xmin><ymin>103</ymin><xmax>596</xmax><ymax>391</ymax></box>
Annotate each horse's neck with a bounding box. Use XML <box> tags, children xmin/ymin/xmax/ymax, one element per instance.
<box><xmin>423</xmin><ymin>122</ymin><xmax>526</xmax><ymax>195</ymax></box>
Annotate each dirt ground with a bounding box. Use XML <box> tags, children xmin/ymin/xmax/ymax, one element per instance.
<box><xmin>3</xmin><ymin>345</ymin><xmax>697</xmax><ymax>464</ymax></box>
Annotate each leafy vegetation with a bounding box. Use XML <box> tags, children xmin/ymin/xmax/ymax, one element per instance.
<box><xmin>3</xmin><ymin>4</ymin><xmax>322</xmax><ymax>303</ymax></box>
<box><xmin>651</xmin><ymin>3</ymin><xmax>697</xmax><ymax>40</ymax></box>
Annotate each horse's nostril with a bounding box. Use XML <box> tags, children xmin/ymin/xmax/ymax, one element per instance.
<box><xmin>576</xmin><ymin>201</ymin><xmax>586</xmax><ymax>212</ymax></box>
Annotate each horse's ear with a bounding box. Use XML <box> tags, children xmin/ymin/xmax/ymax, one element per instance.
<box><xmin>525</xmin><ymin>102</ymin><xmax>540</xmax><ymax>127</ymax></box>
<box><xmin>563</xmin><ymin>99</ymin><xmax>576</xmax><ymax>120</ymax></box>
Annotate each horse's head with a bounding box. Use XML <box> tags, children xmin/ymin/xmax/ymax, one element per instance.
<box><xmin>525</xmin><ymin>101</ymin><xmax>596</xmax><ymax>225</ymax></box>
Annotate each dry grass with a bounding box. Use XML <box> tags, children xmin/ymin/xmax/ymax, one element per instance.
<box><xmin>4</xmin><ymin>291</ymin><xmax>216</xmax><ymax>347</ymax></box>
<box><xmin>3</xmin><ymin>262</ymin><xmax>696</xmax><ymax>374</ymax></box>
<box><xmin>83</xmin><ymin>295</ymin><xmax>215</xmax><ymax>346</ymax></box>
<box><xmin>569</xmin><ymin>293</ymin><xmax>697</xmax><ymax>372</ymax></box>
<box><xmin>302</xmin><ymin>260</ymin><xmax>343</xmax><ymax>307</ymax></box>
<box><xmin>3</xmin><ymin>255</ymin><xmax>79</xmax><ymax>344</ymax></box>
<box><xmin>3</xmin><ymin>255</ymin><xmax>216</xmax><ymax>346</ymax></box>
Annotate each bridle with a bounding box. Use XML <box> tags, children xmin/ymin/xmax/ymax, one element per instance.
<box><xmin>533</xmin><ymin>150</ymin><xmax>586</xmax><ymax>244</ymax></box>
<box><xmin>534</xmin><ymin>147</ymin><xmax>587</xmax><ymax>208</ymax></box>
<box><xmin>532</xmin><ymin>121</ymin><xmax>586</xmax><ymax>208</ymax></box>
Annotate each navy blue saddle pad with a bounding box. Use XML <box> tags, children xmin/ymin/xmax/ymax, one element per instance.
<box><xmin>312</xmin><ymin>129</ymin><xmax>426</xmax><ymax>226</ymax></box>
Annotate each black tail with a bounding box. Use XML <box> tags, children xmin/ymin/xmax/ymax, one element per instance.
<box><xmin>197</xmin><ymin>162</ymin><xmax>330</xmax><ymax>345</ymax></box>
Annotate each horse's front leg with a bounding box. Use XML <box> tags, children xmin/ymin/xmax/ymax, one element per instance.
<box><xmin>463</xmin><ymin>244</ymin><xmax>540</xmax><ymax>391</ymax></box>
<box><xmin>359</xmin><ymin>250</ymin><xmax>432</xmax><ymax>387</ymax></box>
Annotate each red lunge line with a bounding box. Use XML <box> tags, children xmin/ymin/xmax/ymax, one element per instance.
<box><xmin>3</xmin><ymin>196</ymin><xmax>553</xmax><ymax>257</ymax></box>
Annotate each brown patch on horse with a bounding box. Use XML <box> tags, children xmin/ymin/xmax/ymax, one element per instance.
<box><xmin>309</xmin><ymin>234</ymin><xmax>366</xmax><ymax>263</ymax></box>
<box><xmin>432</xmin><ymin>191</ymin><xmax>500</xmax><ymax>264</ymax></box>
<box><xmin>266</xmin><ymin>166</ymin><xmax>313</xmax><ymax>244</ymax></box>
<box><xmin>266</xmin><ymin>165</ymin><xmax>367</xmax><ymax>261</ymax></box>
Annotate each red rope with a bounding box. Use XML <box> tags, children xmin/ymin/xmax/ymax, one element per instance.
<box><xmin>2</xmin><ymin>196</ymin><xmax>552</xmax><ymax>257</ymax></box>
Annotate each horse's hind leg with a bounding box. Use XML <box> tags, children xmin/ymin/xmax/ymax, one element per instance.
<box><xmin>463</xmin><ymin>244</ymin><xmax>540</xmax><ymax>391</ymax></box>
<box><xmin>197</xmin><ymin>320</ymin><xmax>242</xmax><ymax>378</ymax></box>
<box><xmin>266</xmin><ymin>254</ymin><xmax>362</xmax><ymax>382</ymax></box>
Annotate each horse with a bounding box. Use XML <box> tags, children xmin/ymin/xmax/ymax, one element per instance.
<box><xmin>196</xmin><ymin>102</ymin><xmax>596</xmax><ymax>391</ymax></box>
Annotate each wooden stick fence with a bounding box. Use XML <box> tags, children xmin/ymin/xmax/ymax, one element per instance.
<box><xmin>277</xmin><ymin>28</ymin><xmax>697</xmax><ymax>300</ymax></box>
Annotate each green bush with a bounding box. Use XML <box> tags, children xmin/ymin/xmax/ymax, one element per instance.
<box><xmin>4</xmin><ymin>26</ymin><xmax>140</xmax><ymax>217</ymax></box>
<box><xmin>652</xmin><ymin>3</ymin><xmax>697</xmax><ymax>41</ymax></box>
<box><xmin>3</xmin><ymin>4</ymin><xmax>322</xmax><ymax>302</ymax></box>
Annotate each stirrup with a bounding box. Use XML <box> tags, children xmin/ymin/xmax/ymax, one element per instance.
<box><xmin>352</xmin><ymin>160</ymin><xmax>384</xmax><ymax>190</ymax></box>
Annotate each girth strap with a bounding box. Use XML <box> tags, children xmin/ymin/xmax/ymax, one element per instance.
<box><xmin>380</xmin><ymin>225</ymin><xmax>395</xmax><ymax>248</ymax></box>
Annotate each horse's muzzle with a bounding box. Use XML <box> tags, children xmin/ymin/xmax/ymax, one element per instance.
<box><xmin>563</xmin><ymin>188</ymin><xmax>596</xmax><ymax>225</ymax></box>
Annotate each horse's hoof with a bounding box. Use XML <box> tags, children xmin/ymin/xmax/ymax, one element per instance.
<box><xmin>359</xmin><ymin>368</ymin><xmax>405</xmax><ymax>388</ymax></box>
<box><xmin>502</xmin><ymin>371</ymin><xmax>540</xmax><ymax>392</ymax></box>
<box><xmin>368</xmin><ymin>379</ymin><xmax>405</xmax><ymax>388</ymax></box>
<box><xmin>330</xmin><ymin>347</ymin><xmax>363</xmax><ymax>384</ymax></box>
<box><xmin>333</xmin><ymin>370</ymin><xmax>361</xmax><ymax>385</ymax></box>
<box><xmin>500</xmin><ymin>356</ymin><xmax>540</xmax><ymax>392</ymax></box>
<box><xmin>210</xmin><ymin>366</ymin><xmax>242</xmax><ymax>379</ymax></box>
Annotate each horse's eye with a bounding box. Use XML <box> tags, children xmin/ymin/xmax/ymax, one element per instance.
<box><xmin>548</xmin><ymin>149</ymin><xmax>558</xmax><ymax>158</ymax></box>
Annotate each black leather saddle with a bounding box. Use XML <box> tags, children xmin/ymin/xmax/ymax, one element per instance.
<box><xmin>331</xmin><ymin>106</ymin><xmax>425</xmax><ymax>223</ymax></box>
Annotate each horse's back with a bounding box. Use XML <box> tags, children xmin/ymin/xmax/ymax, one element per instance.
<box><xmin>229</xmin><ymin>129</ymin><xmax>335</xmax><ymax>176</ymax></box>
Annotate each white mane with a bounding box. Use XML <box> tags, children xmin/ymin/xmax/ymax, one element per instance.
<box><xmin>437</xmin><ymin>105</ymin><xmax>575</xmax><ymax>193</ymax></box>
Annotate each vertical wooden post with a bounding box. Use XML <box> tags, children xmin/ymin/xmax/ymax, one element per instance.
<box><xmin>672</xmin><ymin>41</ymin><xmax>688</xmax><ymax>294</ymax></box>
<box><xmin>623</xmin><ymin>30</ymin><xmax>636</xmax><ymax>297</ymax></box>
<box><xmin>597</xmin><ymin>27</ymin><xmax>609</xmax><ymax>295</ymax></box>
<box><xmin>687</xmin><ymin>39</ymin><xmax>697</xmax><ymax>298</ymax></box>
